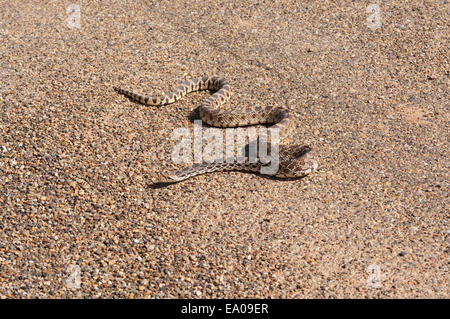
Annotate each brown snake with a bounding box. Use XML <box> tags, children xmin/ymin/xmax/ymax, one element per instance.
<box><xmin>114</xmin><ymin>76</ymin><xmax>317</xmax><ymax>184</ymax></box>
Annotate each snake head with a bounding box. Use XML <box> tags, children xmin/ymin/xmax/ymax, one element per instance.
<box><xmin>276</xmin><ymin>145</ymin><xmax>318</xmax><ymax>178</ymax></box>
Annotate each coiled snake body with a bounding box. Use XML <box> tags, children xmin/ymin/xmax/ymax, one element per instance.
<box><xmin>114</xmin><ymin>76</ymin><xmax>317</xmax><ymax>184</ymax></box>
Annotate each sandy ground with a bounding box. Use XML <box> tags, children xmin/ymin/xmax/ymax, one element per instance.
<box><xmin>0</xmin><ymin>0</ymin><xmax>448</xmax><ymax>298</ymax></box>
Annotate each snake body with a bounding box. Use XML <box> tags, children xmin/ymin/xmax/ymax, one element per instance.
<box><xmin>114</xmin><ymin>76</ymin><xmax>317</xmax><ymax>183</ymax></box>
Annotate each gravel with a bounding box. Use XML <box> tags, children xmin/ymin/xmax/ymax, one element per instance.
<box><xmin>0</xmin><ymin>1</ymin><xmax>448</xmax><ymax>298</ymax></box>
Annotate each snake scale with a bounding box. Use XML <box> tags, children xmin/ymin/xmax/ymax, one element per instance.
<box><xmin>114</xmin><ymin>76</ymin><xmax>317</xmax><ymax>184</ymax></box>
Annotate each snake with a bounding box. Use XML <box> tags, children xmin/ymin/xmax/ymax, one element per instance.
<box><xmin>114</xmin><ymin>76</ymin><xmax>317</xmax><ymax>184</ymax></box>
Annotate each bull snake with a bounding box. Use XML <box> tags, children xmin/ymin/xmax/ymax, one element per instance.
<box><xmin>114</xmin><ymin>76</ymin><xmax>317</xmax><ymax>184</ymax></box>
